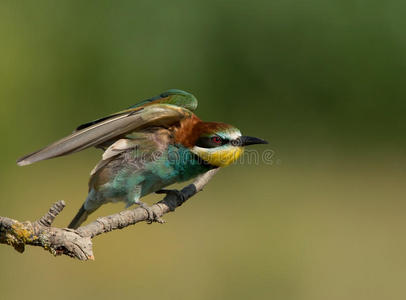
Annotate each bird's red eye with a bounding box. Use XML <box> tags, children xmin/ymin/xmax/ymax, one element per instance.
<box><xmin>211</xmin><ymin>136</ymin><xmax>222</xmax><ymax>144</ymax></box>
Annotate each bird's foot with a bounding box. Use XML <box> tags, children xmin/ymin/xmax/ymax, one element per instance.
<box><xmin>155</xmin><ymin>189</ymin><xmax>187</xmax><ymax>211</ymax></box>
<box><xmin>137</xmin><ymin>201</ymin><xmax>165</xmax><ymax>224</ymax></box>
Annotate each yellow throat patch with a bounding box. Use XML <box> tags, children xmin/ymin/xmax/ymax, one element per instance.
<box><xmin>192</xmin><ymin>146</ymin><xmax>244</xmax><ymax>167</ymax></box>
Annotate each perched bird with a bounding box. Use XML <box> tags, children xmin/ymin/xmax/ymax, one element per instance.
<box><xmin>17</xmin><ymin>90</ymin><xmax>267</xmax><ymax>228</ymax></box>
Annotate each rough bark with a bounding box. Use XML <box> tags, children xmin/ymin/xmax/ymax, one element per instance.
<box><xmin>0</xmin><ymin>169</ymin><xmax>219</xmax><ymax>261</ymax></box>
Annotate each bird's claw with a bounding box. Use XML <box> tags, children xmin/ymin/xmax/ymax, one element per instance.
<box><xmin>156</xmin><ymin>189</ymin><xmax>186</xmax><ymax>200</ymax></box>
<box><xmin>155</xmin><ymin>189</ymin><xmax>186</xmax><ymax>211</ymax></box>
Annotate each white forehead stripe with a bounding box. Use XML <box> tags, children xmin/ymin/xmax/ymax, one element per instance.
<box><xmin>217</xmin><ymin>128</ymin><xmax>241</xmax><ymax>140</ymax></box>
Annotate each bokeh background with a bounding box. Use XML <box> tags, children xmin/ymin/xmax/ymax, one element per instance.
<box><xmin>1</xmin><ymin>1</ymin><xmax>405</xmax><ymax>299</ymax></box>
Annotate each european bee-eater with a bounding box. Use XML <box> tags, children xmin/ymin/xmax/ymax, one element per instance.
<box><xmin>17</xmin><ymin>90</ymin><xmax>267</xmax><ymax>228</ymax></box>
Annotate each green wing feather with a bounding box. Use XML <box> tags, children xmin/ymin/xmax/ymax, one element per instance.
<box><xmin>76</xmin><ymin>89</ymin><xmax>197</xmax><ymax>131</ymax></box>
<box><xmin>126</xmin><ymin>89</ymin><xmax>198</xmax><ymax>111</ymax></box>
<box><xmin>17</xmin><ymin>90</ymin><xmax>197</xmax><ymax>166</ymax></box>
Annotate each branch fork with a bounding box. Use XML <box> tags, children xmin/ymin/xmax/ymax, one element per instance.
<box><xmin>0</xmin><ymin>169</ymin><xmax>218</xmax><ymax>261</ymax></box>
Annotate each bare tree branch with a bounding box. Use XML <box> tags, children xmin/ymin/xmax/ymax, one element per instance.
<box><xmin>0</xmin><ymin>169</ymin><xmax>219</xmax><ymax>261</ymax></box>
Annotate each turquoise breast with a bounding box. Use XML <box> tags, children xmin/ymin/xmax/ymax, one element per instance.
<box><xmin>140</xmin><ymin>144</ymin><xmax>214</xmax><ymax>195</ymax></box>
<box><xmin>100</xmin><ymin>144</ymin><xmax>215</xmax><ymax>201</ymax></box>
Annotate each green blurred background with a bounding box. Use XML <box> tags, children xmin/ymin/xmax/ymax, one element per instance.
<box><xmin>1</xmin><ymin>1</ymin><xmax>405</xmax><ymax>299</ymax></box>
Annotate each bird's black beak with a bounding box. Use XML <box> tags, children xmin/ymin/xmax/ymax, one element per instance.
<box><xmin>232</xmin><ymin>136</ymin><xmax>268</xmax><ymax>146</ymax></box>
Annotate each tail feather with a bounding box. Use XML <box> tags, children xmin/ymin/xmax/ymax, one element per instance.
<box><xmin>68</xmin><ymin>204</ymin><xmax>89</xmax><ymax>229</ymax></box>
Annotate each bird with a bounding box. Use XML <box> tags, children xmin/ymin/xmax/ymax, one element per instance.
<box><xmin>17</xmin><ymin>89</ymin><xmax>268</xmax><ymax>229</ymax></box>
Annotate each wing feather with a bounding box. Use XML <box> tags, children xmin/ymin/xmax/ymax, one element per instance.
<box><xmin>75</xmin><ymin>89</ymin><xmax>197</xmax><ymax>131</ymax></box>
<box><xmin>17</xmin><ymin>104</ymin><xmax>192</xmax><ymax>166</ymax></box>
<box><xmin>90</xmin><ymin>139</ymin><xmax>136</xmax><ymax>175</ymax></box>
<box><xmin>102</xmin><ymin>139</ymin><xmax>137</xmax><ymax>161</ymax></box>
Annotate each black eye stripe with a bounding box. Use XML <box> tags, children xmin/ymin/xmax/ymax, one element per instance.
<box><xmin>195</xmin><ymin>136</ymin><xmax>229</xmax><ymax>148</ymax></box>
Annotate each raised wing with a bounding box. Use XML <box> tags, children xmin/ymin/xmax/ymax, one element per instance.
<box><xmin>76</xmin><ymin>89</ymin><xmax>197</xmax><ymax>131</ymax></box>
<box><xmin>17</xmin><ymin>103</ymin><xmax>195</xmax><ymax>166</ymax></box>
